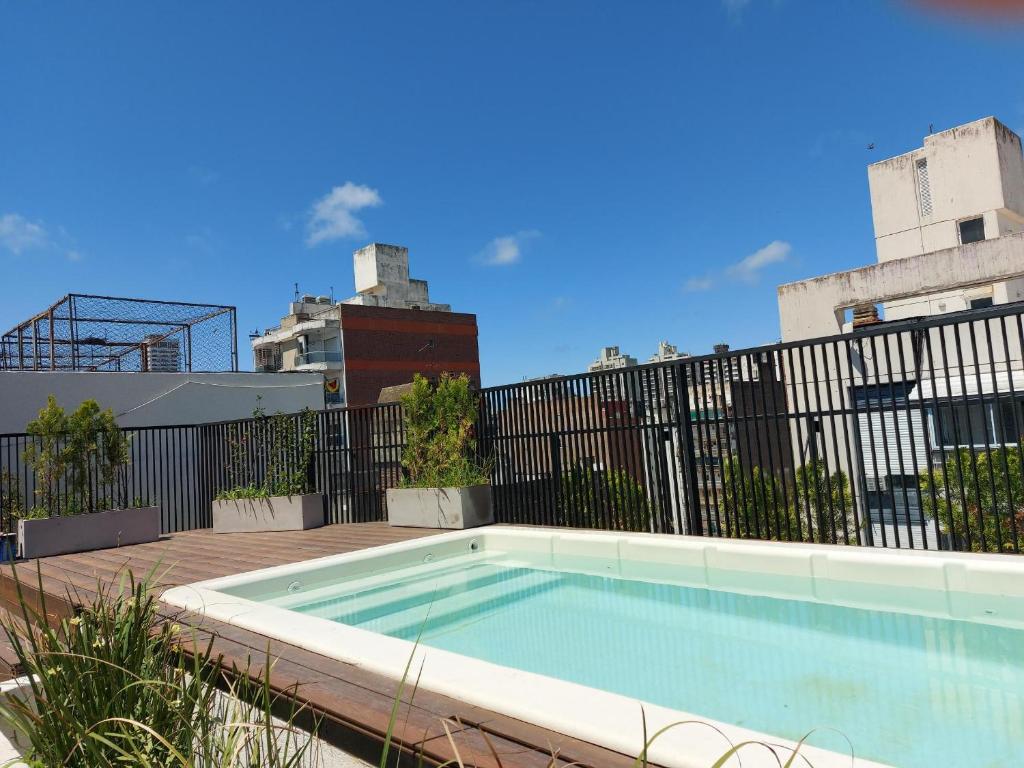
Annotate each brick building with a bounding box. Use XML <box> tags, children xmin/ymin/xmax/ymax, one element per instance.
<box><xmin>252</xmin><ymin>243</ymin><xmax>480</xmax><ymax>407</ymax></box>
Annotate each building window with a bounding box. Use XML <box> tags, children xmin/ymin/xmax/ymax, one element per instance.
<box><xmin>915</xmin><ymin>158</ymin><xmax>932</xmax><ymax>217</ymax></box>
<box><xmin>969</xmin><ymin>296</ymin><xmax>994</xmax><ymax>310</ymax></box>
<box><xmin>930</xmin><ymin>397</ymin><xmax>1024</xmax><ymax>449</ymax></box>
<box><xmin>958</xmin><ymin>216</ymin><xmax>985</xmax><ymax>244</ymax></box>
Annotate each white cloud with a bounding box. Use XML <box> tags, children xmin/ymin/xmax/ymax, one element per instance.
<box><xmin>727</xmin><ymin>240</ymin><xmax>791</xmax><ymax>283</ymax></box>
<box><xmin>0</xmin><ymin>213</ymin><xmax>48</xmax><ymax>255</ymax></box>
<box><xmin>478</xmin><ymin>230</ymin><xmax>540</xmax><ymax>266</ymax></box>
<box><xmin>66</xmin><ymin>249</ymin><xmax>83</xmax><ymax>262</ymax></box>
<box><xmin>684</xmin><ymin>275</ymin><xmax>714</xmax><ymax>292</ymax></box>
<box><xmin>306</xmin><ymin>182</ymin><xmax>382</xmax><ymax>246</ymax></box>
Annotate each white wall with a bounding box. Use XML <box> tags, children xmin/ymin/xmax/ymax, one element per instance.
<box><xmin>777</xmin><ymin>232</ymin><xmax>1024</xmax><ymax>342</ymax></box>
<box><xmin>868</xmin><ymin>117</ymin><xmax>1024</xmax><ymax>263</ymax></box>
<box><xmin>0</xmin><ymin>371</ymin><xmax>326</xmax><ymax>434</ymax></box>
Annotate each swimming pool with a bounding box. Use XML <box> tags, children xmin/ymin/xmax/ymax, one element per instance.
<box><xmin>162</xmin><ymin>528</ymin><xmax>1024</xmax><ymax>768</ymax></box>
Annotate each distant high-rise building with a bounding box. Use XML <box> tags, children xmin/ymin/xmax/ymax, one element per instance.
<box><xmin>144</xmin><ymin>335</ymin><xmax>181</xmax><ymax>372</ymax></box>
<box><xmin>587</xmin><ymin>346</ymin><xmax>637</xmax><ymax>372</ymax></box>
<box><xmin>647</xmin><ymin>341</ymin><xmax>688</xmax><ymax>364</ymax></box>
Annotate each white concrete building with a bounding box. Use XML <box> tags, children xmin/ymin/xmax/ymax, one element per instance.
<box><xmin>869</xmin><ymin>117</ymin><xmax>1024</xmax><ymax>322</ymax></box>
<box><xmin>780</xmin><ymin>117</ymin><xmax>1024</xmax><ymax>341</ymax></box>
<box><xmin>647</xmin><ymin>341</ymin><xmax>689</xmax><ymax>364</ymax></box>
<box><xmin>587</xmin><ymin>346</ymin><xmax>638</xmax><ymax>372</ymax></box>
<box><xmin>344</xmin><ymin>243</ymin><xmax>451</xmax><ymax>312</ymax></box>
<box><xmin>143</xmin><ymin>335</ymin><xmax>181</xmax><ymax>373</ymax></box>
<box><xmin>775</xmin><ymin>116</ymin><xmax>1024</xmax><ymax>549</ymax></box>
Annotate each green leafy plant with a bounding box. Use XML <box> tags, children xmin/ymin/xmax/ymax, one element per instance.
<box><xmin>22</xmin><ymin>396</ymin><xmax>134</xmax><ymax>518</ymax></box>
<box><xmin>1</xmin><ymin>470</ymin><xmax>25</xmax><ymax>521</ymax></box>
<box><xmin>21</xmin><ymin>396</ymin><xmax>68</xmax><ymax>517</ymax></box>
<box><xmin>0</xmin><ymin>568</ymin><xmax>316</xmax><ymax>767</ymax></box>
<box><xmin>216</xmin><ymin>406</ymin><xmax>318</xmax><ymax>501</ymax></box>
<box><xmin>557</xmin><ymin>463</ymin><xmax>653</xmax><ymax>532</ymax></box>
<box><xmin>399</xmin><ymin>373</ymin><xmax>489</xmax><ymax>489</ymax></box>
<box><xmin>719</xmin><ymin>458</ymin><xmax>857</xmax><ymax>544</ymax></box>
<box><xmin>920</xmin><ymin>446</ymin><xmax>1024</xmax><ymax>552</ymax></box>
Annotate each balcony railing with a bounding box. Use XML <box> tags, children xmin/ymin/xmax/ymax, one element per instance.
<box><xmin>295</xmin><ymin>351</ymin><xmax>343</xmax><ymax>366</ymax></box>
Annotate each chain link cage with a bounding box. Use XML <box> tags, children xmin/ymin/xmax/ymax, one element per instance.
<box><xmin>0</xmin><ymin>294</ymin><xmax>238</xmax><ymax>372</ymax></box>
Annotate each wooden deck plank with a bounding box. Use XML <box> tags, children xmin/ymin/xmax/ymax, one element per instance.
<box><xmin>0</xmin><ymin>523</ymin><xmax>649</xmax><ymax>768</ymax></box>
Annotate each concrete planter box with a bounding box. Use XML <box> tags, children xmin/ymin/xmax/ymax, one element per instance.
<box><xmin>212</xmin><ymin>493</ymin><xmax>324</xmax><ymax>533</ymax></box>
<box><xmin>17</xmin><ymin>506</ymin><xmax>161</xmax><ymax>560</ymax></box>
<box><xmin>386</xmin><ymin>485</ymin><xmax>493</xmax><ymax>529</ymax></box>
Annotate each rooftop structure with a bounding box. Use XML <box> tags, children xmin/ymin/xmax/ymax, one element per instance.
<box><xmin>0</xmin><ymin>294</ymin><xmax>238</xmax><ymax>372</ymax></box>
<box><xmin>779</xmin><ymin>116</ymin><xmax>1024</xmax><ymax>341</ymax></box>
<box><xmin>647</xmin><ymin>340</ymin><xmax>689</xmax><ymax>364</ymax></box>
<box><xmin>345</xmin><ymin>243</ymin><xmax>451</xmax><ymax>311</ymax></box>
<box><xmin>587</xmin><ymin>346</ymin><xmax>638</xmax><ymax>372</ymax></box>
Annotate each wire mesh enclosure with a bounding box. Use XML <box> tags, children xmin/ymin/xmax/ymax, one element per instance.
<box><xmin>0</xmin><ymin>294</ymin><xmax>238</xmax><ymax>372</ymax></box>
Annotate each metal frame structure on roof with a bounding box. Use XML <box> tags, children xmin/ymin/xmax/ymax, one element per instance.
<box><xmin>0</xmin><ymin>293</ymin><xmax>238</xmax><ymax>372</ymax></box>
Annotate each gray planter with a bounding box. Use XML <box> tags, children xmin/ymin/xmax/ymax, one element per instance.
<box><xmin>17</xmin><ymin>506</ymin><xmax>161</xmax><ymax>560</ymax></box>
<box><xmin>386</xmin><ymin>485</ymin><xmax>493</xmax><ymax>529</ymax></box>
<box><xmin>212</xmin><ymin>493</ymin><xmax>324</xmax><ymax>533</ymax></box>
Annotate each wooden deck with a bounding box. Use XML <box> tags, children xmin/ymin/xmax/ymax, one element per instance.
<box><xmin>0</xmin><ymin>523</ymin><xmax>648</xmax><ymax>768</ymax></box>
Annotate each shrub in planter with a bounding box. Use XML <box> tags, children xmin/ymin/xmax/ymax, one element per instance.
<box><xmin>212</xmin><ymin>407</ymin><xmax>324</xmax><ymax>533</ymax></box>
<box><xmin>386</xmin><ymin>373</ymin><xmax>493</xmax><ymax>529</ymax></box>
<box><xmin>17</xmin><ymin>397</ymin><xmax>159</xmax><ymax>559</ymax></box>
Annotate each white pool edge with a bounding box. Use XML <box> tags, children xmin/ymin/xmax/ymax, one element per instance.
<box><xmin>161</xmin><ymin>526</ymin><xmax>1024</xmax><ymax>768</ymax></box>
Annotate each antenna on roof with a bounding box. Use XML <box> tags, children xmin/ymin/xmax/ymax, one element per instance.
<box><xmin>330</xmin><ymin>285</ymin><xmax>334</xmax><ymax>303</ymax></box>
<box><xmin>293</xmin><ymin>282</ymin><xmax>299</xmax><ymax>301</ymax></box>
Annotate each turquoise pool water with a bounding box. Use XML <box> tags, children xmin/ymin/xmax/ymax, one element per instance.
<box><xmin>262</xmin><ymin>554</ymin><xmax>1024</xmax><ymax>767</ymax></box>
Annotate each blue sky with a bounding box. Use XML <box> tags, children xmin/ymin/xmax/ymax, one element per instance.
<box><xmin>2</xmin><ymin>1</ymin><xmax>1022</xmax><ymax>386</ymax></box>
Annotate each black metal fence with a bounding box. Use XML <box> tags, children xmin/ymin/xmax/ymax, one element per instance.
<box><xmin>0</xmin><ymin>405</ymin><xmax>405</xmax><ymax>534</ymax></box>
<box><xmin>2</xmin><ymin>300</ymin><xmax>1023</xmax><ymax>554</ymax></box>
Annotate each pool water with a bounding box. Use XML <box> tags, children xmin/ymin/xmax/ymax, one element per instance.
<box><xmin>259</xmin><ymin>553</ymin><xmax>1024</xmax><ymax>767</ymax></box>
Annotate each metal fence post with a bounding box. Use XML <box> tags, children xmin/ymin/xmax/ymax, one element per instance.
<box><xmin>673</xmin><ymin>361</ymin><xmax>704</xmax><ymax>536</ymax></box>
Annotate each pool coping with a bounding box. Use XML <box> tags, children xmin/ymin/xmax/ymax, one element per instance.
<box><xmin>156</xmin><ymin>526</ymin><xmax>1024</xmax><ymax>768</ymax></box>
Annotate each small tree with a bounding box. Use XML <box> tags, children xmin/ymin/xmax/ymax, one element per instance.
<box><xmin>98</xmin><ymin>409</ymin><xmax>131</xmax><ymax>509</ymax></box>
<box><xmin>0</xmin><ymin>470</ymin><xmax>24</xmax><ymax>522</ymax></box>
<box><xmin>23</xmin><ymin>396</ymin><xmax>132</xmax><ymax>517</ymax></box>
<box><xmin>919</xmin><ymin>446</ymin><xmax>1024</xmax><ymax>553</ymax></box>
<box><xmin>23</xmin><ymin>396</ymin><xmax>69</xmax><ymax>516</ymax></box>
<box><xmin>399</xmin><ymin>373</ymin><xmax>489</xmax><ymax>488</ymax></box>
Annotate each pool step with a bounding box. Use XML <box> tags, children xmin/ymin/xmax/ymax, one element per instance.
<box><xmin>284</xmin><ymin>560</ymin><xmax>545</xmax><ymax>627</ymax></box>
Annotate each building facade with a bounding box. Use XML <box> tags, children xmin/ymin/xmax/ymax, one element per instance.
<box><xmin>252</xmin><ymin>243</ymin><xmax>480</xmax><ymax>407</ymax></box>
<box><xmin>780</xmin><ymin>117</ymin><xmax>1024</xmax><ymax>342</ymax></box>
<box><xmin>869</xmin><ymin>116</ymin><xmax>1024</xmax><ymax>321</ymax></box>
<box><xmin>776</xmin><ymin>116</ymin><xmax>1024</xmax><ymax>548</ymax></box>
